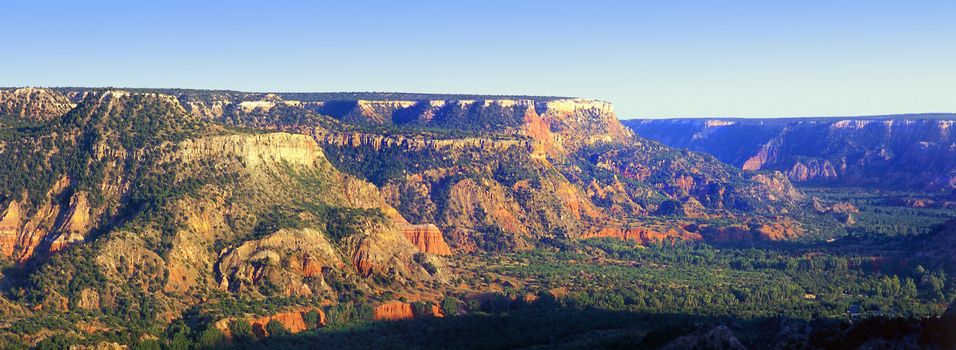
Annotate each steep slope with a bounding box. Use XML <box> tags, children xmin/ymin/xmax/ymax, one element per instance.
<box><xmin>0</xmin><ymin>90</ymin><xmax>203</xmax><ymax>263</ymax></box>
<box><xmin>0</xmin><ymin>90</ymin><xmax>448</xmax><ymax>342</ymax></box>
<box><xmin>625</xmin><ymin>116</ymin><xmax>956</xmax><ymax>190</ymax></box>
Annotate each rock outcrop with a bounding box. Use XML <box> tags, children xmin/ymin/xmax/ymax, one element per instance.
<box><xmin>216</xmin><ymin>228</ymin><xmax>340</xmax><ymax>297</ymax></box>
<box><xmin>689</xmin><ymin>218</ymin><xmax>804</xmax><ymax>242</ymax></box>
<box><xmin>0</xmin><ymin>200</ymin><xmax>22</xmax><ymax>258</ymax></box>
<box><xmin>215</xmin><ymin>307</ymin><xmax>326</xmax><ymax>338</ymax></box>
<box><xmin>400</xmin><ymin>224</ymin><xmax>452</xmax><ymax>255</ymax></box>
<box><xmin>373</xmin><ymin>301</ymin><xmax>415</xmax><ymax>321</ymax></box>
<box><xmin>249</xmin><ymin>308</ymin><xmax>325</xmax><ymax>337</ymax></box>
<box><xmin>175</xmin><ymin>132</ymin><xmax>324</xmax><ymax>168</ymax></box>
<box><xmin>343</xmin><ymin>219</ymin><xmax>428</xmax><ymax>279</ymax></box>
<box><xmin>372</xmin><ymin>301</ymin><xmax>443</xmax><ymax>321</ymax></box>
<box><xmin>0</xmin><ymin>177</ymin><xmax>95</xmax><ymax>263</ymax></box>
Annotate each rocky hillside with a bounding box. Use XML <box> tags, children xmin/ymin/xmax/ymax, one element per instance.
<box><xmin>40</xmin><ymin>89</ymin><xmax>799</xmax><ymax>243</ymax></box>
<box><xmin>0</xmin><ymin>87</ymin><xmax>75</xmax><ymax>124</ymax></box>
<box><xmin>624</xmin><ymin>116</ymin><xmax>956</xmax><ymax>190</ymax></box>
<box><xmin>0</xmin><ymin>89</ymin><xmax>450</xmax><ymax>344</ymax></box>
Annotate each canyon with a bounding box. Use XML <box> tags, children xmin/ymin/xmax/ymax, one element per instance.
<box><xmin>0</xmin><ymin>88</ymin><xmax>952</xmax><ymax>348</ymax></box>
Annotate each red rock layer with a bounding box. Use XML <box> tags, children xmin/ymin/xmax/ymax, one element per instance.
<box><xmin>372</xmin><ymin>301</ymin><xmax>445</xmax><ymax>321</ymax></box>
<box><xmin>0</xmin><ymin>201</ymin><xmax>22</xmax><ymax>257</ymax></box>
<box><xmin>400</xmin><ymin>224</ymin><xmax>452</xmax><ymax>255</ymax></box>
<box><xmin>373</xmin><ymin>301</ymin><xmax>415</xmax><ymax>321</ymax></box>
<box><xmin>0</xmin><ymin>176</ymin><xmax>93</xmax><ymax>263</ymax></box>
<box><xmin>217</xmin><ymin>307</ymin><xmax>326</xmax><ymax>338</ymax></box>
<box><xmin>287</xmin><ymin>254</ymin><xmax>323</xmax><ymax>278</ymax></box>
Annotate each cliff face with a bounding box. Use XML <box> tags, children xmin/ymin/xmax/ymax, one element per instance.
<box><xmin>625</xmin><ymin>116</ymin><xmax>956</xmax><ymax>190</ymax></box>
<box><xmin>401</xmin><ymin>224</ymin><xmax>452</xmax><ymax>255</ymax></box>
<box><xmin>170</xmin><ymin>92</ymin><xmax>630</xmax><ymax>155</ymax></box>
<box><xmin>372</xmin><ymin>301</ymin><xmax>443</xmax><ymax>321</ymax></box>
<box><xmin>214</xmin><ymin>307</ymin><xmax>326</xmax><ymax>338</ymax></box>
<box><xmin>0</xmin><ymin>178</ymin><xmax>88</xmax><ymax>263</ymax></box>
<box><xmin>373</xmin><ymin>301</ymin><xmax>415</xmax><ymax>321</ymax></box>
<box><xmin>321</xmin><ymin>98</ymin><xmax>633</xmax><ymax>154</ymax></box>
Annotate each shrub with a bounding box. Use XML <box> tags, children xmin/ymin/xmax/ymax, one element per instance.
<box><xmin>303</xmin><ymin>310</ymin><xmax>322</xmax><ymax>330</ymax></box>
<box><xmin>196</xmin><ymin>326</ymin><xmax>225</xmax><ymax>348</ymax></box>
<box><xmin>441</xmin><ymin>296</ymin><xmax>461</xmax><ymax>316</ymax></box>
<box><xmin>229</xmin><ymin>319</ymin><xmax>254</xmax><ymax>342</ymax></box>
<box><xmin>265</xmin><ymin>319</ymin><xmax>291</xmax><ymax>337</ymax></box>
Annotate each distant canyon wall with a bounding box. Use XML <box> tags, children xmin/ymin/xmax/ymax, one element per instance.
<box><xmin>625</xmin><ymin>116</ymin><xmax>956</xmax><ymax>190</ymax></box>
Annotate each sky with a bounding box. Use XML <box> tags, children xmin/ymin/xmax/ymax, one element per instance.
<box><xmin>3</xmin><ymin>0</ymin><xmax>955</xmax><ymax>118</ymax></box>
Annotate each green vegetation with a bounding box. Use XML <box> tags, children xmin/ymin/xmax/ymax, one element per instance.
<box><xmin>322</xmin><ymin>142</ymin><xmax>457</xmax><ymax>186</ymax></box>
<box><xmin>802</xmin><ymin>187</ymin><xmax>956</xmax><ymax>238</ymax></box>
<box><xmin>499</xmin><ymin>240</ymin><xmax>952</xmax><ymax>320</ymax></box>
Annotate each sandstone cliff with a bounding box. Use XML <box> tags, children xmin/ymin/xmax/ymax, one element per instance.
<box><xmin>372</xmin><ymin>301</ymin><xmax>443</xmax><ymax>321</ymax></box>
<box><xmin>214</xmin><ymin>307</ymin><xmax>326</xmax><ymax>338</ymax></box>
<box><xmin>373</xmin><ymin>301</ymin><xmax>415</xmax><ymax>321</ymax></box>
<box><xmin>0</xmin><ymin>177</ymin><xmax>94</xmax><ymax>263</ymax></box>
<box><xmin>248</xmin><ymin>308</ymin><xmax>325</xmax><ymax>337</ymax></box>
<box><xmin>400</xmin><ymin>224</ymin><xmax>452</xmax><ymax>255</ymax></box>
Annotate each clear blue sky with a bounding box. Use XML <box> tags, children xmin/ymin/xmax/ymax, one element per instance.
<box><xmin>4</xmin><ymin>0</ymin><xmax>954</xmax><ymax>118</ymax></box>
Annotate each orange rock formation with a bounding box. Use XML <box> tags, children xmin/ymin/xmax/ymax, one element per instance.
<box><xmin>400</xmin><ymin>224</ymin><xmax>452</xmax><ymax>255</ymax></box>
<box><xmin>216</xmin><ymin>307</ymin><xmax>326</xmax><ymax>338</ymax></box>
<box><xmin>373</xmin><ymin>301</ymin><xmax>415</xmax><ymax>321</ymax></box>
<box><xmin>372</xmin><ymin>301</ymin><xmax>445</xmax><ymax>321</ymax></box>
